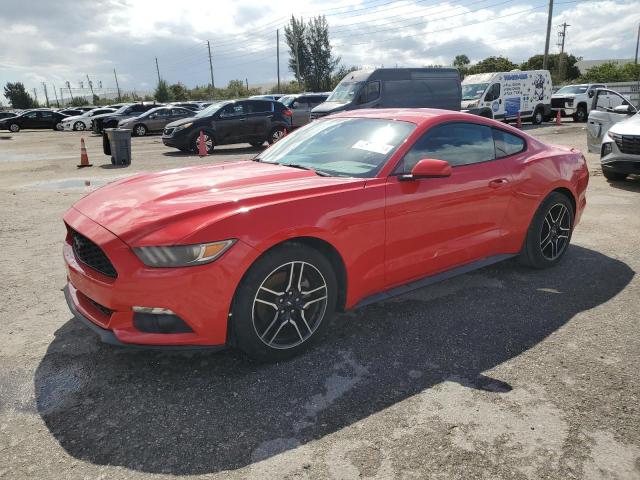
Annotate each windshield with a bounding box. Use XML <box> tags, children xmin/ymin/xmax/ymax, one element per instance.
<box><xmin>194</xmin><ymin>101</ymin><xmax>229</xmax><ymax>118</ymax></box>
<box><xmin>556</xmin><ymin>85</ymin><xmax>588</xmax><ymax>94</ymax></box>
<box><xmin>113</xmin><ymin>105</ymin><xmax>131</xmax><ymax>114</ymax></box>
<box><xmin>327</xmin><ymin>81</ymin><xmax>364</xmax><ymax>103</ymax></box>
<box><xmin>279</xmin><ymin>95</ymin><xmax>295</xmax><ymax>107</ymax></box>
<box><xmin>255</xmin><ymin>118</ymin><xmax>415</xmax><ymax>178</ymax></box>
<box><xmin>462</xmin><ymin>83</ymin><xmax>489</xmax><ymax>101</ymax></box>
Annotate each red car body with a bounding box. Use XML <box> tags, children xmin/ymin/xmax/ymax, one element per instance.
<box><xmin>63</xmin><ymin>109</ymin><xmax>588</xmax><ymax>348</ymax></box>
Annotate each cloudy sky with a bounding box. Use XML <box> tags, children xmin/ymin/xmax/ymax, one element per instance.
<box><xmin>1</xmin><ymin>0</ymin><xmax>638</xmax><ymax>102</ymax></box>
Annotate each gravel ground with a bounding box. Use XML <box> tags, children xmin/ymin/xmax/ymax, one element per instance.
<box><xmin>0</xmin><ymin>123</ymin><xmax>639</xmax><ymax>479</ymax></box>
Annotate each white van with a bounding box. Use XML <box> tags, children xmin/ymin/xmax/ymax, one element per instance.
<box><xmin>461</xmin><ymin>70</ymin><xmax>552</xmax><ymax>124</ymax></box>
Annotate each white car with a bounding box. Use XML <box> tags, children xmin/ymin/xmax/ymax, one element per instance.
<box><xmin>61</xmin><ymin>108</ymin><xmax>116</xmax><ymax>131</ymax></box>
<box><xmin>586</xmin><ymin>88</ymin><xmax>639</xmax><ymax>181</ymax></box>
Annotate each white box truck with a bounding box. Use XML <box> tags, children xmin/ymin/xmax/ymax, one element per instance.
<box><xmin>461</xmin><ymin>70</ymin><xmax>552</xmax><ymax>124</ymax></box>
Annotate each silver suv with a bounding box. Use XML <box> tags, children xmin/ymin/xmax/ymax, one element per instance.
<box><xmin>118</xmin><ymin>106</ymin><xmax>194</xmax><ymax>136</ymax></box>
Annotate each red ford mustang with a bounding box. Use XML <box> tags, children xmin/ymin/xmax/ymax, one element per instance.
<box><xmin>63</xmin><ymin>109</ymin><xmax>588</xmax><ymax>361</ymax></box>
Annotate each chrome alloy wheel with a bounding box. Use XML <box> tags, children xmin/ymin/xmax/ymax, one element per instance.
<box><xmin>540</xmin><ymin>203</ymin><xmax>571</xmax><ymax>260</ymax></box>
<box><xmin>195</xmin><ymin>133</ymin><xmax>213</xmax><ymax>151</ymax></box>
<box><xmin>271</xmin><ymin>128</ymin><xmax>286</xmax><ymax>142</ymax></box>
<box><xmin>252</xmin><ymin>261</ymin><xmax>328</xmax><ymax>349</ymax></box>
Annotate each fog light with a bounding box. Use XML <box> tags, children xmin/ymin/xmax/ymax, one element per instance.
<box><xmin>132</xmin><ymin>307</ymin><xmax>193</xmax><ymax>333</ymax></box>
<box><xmin>601</xmin><ymin>142</ymin><xmax>613</xmax><ymax>157</ymax></box>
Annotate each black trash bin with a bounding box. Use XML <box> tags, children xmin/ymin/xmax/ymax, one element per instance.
<box><xmin>104</xmin><ymin>128</ymin><xmax>132</xmax><ymax>166</ymax></box>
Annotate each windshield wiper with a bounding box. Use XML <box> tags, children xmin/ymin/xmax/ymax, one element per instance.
<box><xmin>282</xmin><ymin>163</ymin><xmax>332</xmax><ymax>176</ymax></box>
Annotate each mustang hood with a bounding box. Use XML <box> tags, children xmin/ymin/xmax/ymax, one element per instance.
<box><xmin>72</xmin><ymin>161</ymin><xmax>363</xmax><ymax>245</ymax></box>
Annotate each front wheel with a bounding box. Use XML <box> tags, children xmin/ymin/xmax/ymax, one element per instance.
<box><xmin>54</xmin><ymin>122</ymin><xmax>64</xmax><ymax>131</ymax></box>
<box><xmin>531</xmin><ymin>107</ymin><xmax>544</xmax><ymax>125</ymax></box>
<box><xmin>9</xmin><ymin>123</ymin><xmax>20</xmax><ymax>133</ymax></box>
<box><xmin>267</xmin><ymin>126</ymin><xmax>287</xmax><ymax>145</ymax></box>
<box><xmin>133</xmin><ymin>124</ymin><xmax>147</xmax><ymax>136</ymax></box>
<box><xmin>573</xmin><ymin>105</ymin><xmax>587</xmax><ymax>123</ymax></box>
<box><xmin>73</xmin><ymin>121</ymin><xmax>85</xmax><ymax>131</ymax></box>
<box><xmin>519</xmin><ymin>192</ymin><xmax>574</xmax><ymax>269</ymax></box>
<box><xmin>192</xmin><ymin>132</ymin><xmax>214</xmax><ymax>153</ymax></box>
<box><xmin>231</xmin><ymin>243</ymin><xmax>337</xmax><ymax>362</ymax></box>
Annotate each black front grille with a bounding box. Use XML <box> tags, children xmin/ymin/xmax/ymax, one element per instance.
<box><xmin>611</xmin><ymin>133</ymin><xmax>640</xmax><ymax>155</ymax></box>
<box><xmin>551</xmin><ymin>97</ymin><xmax>571</xmax><ymax>109</ymax></box>
<box><xmin>71</xmin><ymin>230</ymin><xmax>117</xmax><ymax>278</ymax></box>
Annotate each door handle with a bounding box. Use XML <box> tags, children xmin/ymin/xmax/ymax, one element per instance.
<box><xmin>489</xmin><ymin>178</ymin><xmax>509</xmax><ymax>188</ymax></box>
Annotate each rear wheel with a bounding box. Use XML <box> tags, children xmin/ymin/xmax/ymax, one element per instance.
<box><xmin>602</xmin><ymin>170</ymin><xmax>627</xmax><ymax>181</ymax></box>
<box><xmin>231</xmin><ymin>243</ymin><xmax>337</xmax><ymax>362</ymax></box>
<box><xmin>519</xmin><ymin>192</ymin><xmax>574</xmax><ymax>269</ymax></box>
<box><xmin>267</xmin><ymin>126</ymin><xmax>287</xmax><ymax>145</ymax></box>
<box><xmin>73</xmin><ymin>121</ymin><xmax>85</xmax><ymax>131</ymax></box>
<box><xmin>133</xmin><ymin>124</ymin><xmax>147</xmax><ymax>136</ymax></box>
<box><xmin>9</xmin><ymin>123</ymin><xmax>20</xmax><ymax>133</ymax></box>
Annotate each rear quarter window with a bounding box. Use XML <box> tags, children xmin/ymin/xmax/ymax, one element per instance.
<box><xmin>492</xmin><ymin>129</ymin><xmax>526</xmax><ymax>158</ymax></box>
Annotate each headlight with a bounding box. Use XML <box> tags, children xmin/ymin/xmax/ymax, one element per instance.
<box><xmin>133</xmin><ymin>240</ymin><xmax>235</xmax><ymax>267</ymax></box>
<box><xmin>466</xmin><ymin>101</ymin><xmax>479</xmax><ymax>108</ymax></box>
<box><xmin>174</xmin><ymin>122</ymin><xmax>193</xmax><ymax>132</ymax></box>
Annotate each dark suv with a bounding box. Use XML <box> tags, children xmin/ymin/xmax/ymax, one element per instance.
<box><xmin>91</xmin><ymin>103</ymin><xmax>161</xmax><ymax>133</ymax></box>
<box><xmin>162</xmin><ymin>99</ymin><xmax>292</xmax><ymax>153</ymax></box>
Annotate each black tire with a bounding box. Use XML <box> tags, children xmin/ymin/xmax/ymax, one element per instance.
<box><xmin>573</xmin><ymin>105</ymin><xmax>587</xmax><ymax>123</ymax></box>
<box><xmin>531</xmin><ymin>107</ymin><xmax>544</xmax><ymax>125</ymax></box>
<box><xmin>519</xmin><ymin>192</ymin><xmax>574</xmax><ymax>269</ymax></box>
<box><xmin>73</xmin><ymin>121</ymin><xmax>85</xmax><ymax>131</ymax></box>
<box><xmin>231</xmin><ymin>243</ymin><xmax>337</xmax><ymax>362</ymax></box>
<box><xmin>191</xmin><ymin>131</ymin><xmax>214</xmax><ymax>153</ymax></box>
<box><xmin>602</xmin><ymin>170</ymin><xmax>627</xmax><ymax>181</ymax></box>
<box><xmin>8</xmin><ymin>123</ymin><xmax>20</xmax><ymax>133</ymax></box>
<box><xmin>54</xmin><ymin>122</ymin><xmax>64</xmax><ymax>131</ymax></box>
<box><xmin>267</xmin><ymin>126</ymin><xmax>287</xmax><ymax>145</ymax></box>
<box><xmin>250</xmin><ymin>140</ymin><xmax>265</xmax><ymax>148</ymax></box>
<box><xmin>133</xmin><ymin>124</ymin><xmax>147</xmax><ymax>137</ymax></box>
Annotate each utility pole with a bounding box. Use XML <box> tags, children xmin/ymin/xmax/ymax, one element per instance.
<box><xmin>207</xmin><ymin>40</ymin><xmax>215</xmax><ymax>92</ymax></box>
<box><xmin>276</xmin><ymin>29</ymin><xmax>281</xmax><ymax>92</ymax></box>
<box><xmin>293</xmin><ymin>37</ymin><xmax>302</xmax><ymax>88</ymax></box>
<box><xmin>41</xmin><ymin>82</ymin><xmax>50</xmax><ymax>107</ymax></box>
<box><xmin>556</xmin><ymin>22</ymin><xmax>570</xmax><ymax>82</ymax></box>
<box><xmin>155</xmin><ymin>57</ymin><xmax>161</xmax><ymax>84</ymax></box>
<box><xmin>635</xmin><ymin>23</ymin><xmax>639</xmax><ymax>64</ymax></box>
<box><xmin>60</xmin><ymin>87</ymin><xmax>65</xmax><ymax>105</ymax></box>
<box><xmin>52</xmin><ymin>84</ymin><xmax>60</xmax><ymax>107</ymax></box>
<box><xmin>32</xmin><ymin>88</ymin><xmax>38</xmax><ymax>105</ymax></box>
<box><xmin>86</xmin><ymin>74</ymin><xmax>95</xmax><ymax>101</ymax></box>
<box><xmin>245</xmin><ymin>78</ymin><xmax>249</xmax><ymax>90</ymax></box>
<box><xmin>66</xmin><ymin>81</ymin><xmax>74</xmax><ymax>102</ymax></box>
<box><xmin>113</xmin><ymin>68</ymin><xmax>122</xmax><ymax>102</ymax></box>
<box><xmin>543</xmin><ymin>0</ymin><xmax>554</xmax><ymax>70</ymax></box>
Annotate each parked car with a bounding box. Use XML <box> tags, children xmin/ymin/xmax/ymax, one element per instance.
<box><xmin>552</xmin><ymin>83</ymin><xmax>606</xmax><ymax>122</ymax></box>
<box><xmin>586</xmin><ymin>88</ymin><xmax>639</xmax><ymax>181</ymax></box>
<box><xmin>461</xmin><ymin>70</ymin><xmax>552</xmax><ymax>124</ymax></box>
<box><xmin>118</xmin><ymin>106</ymin><xmax>194</xmax><ymax>136</ymax></box>
<box><xmin>61</xmin><ymin>108</ymin><xmax>116</xmax><ymax>131</ymax></box>
<box><xmin>63</xmin><ymin>108</ymin><xmax>588</xmax><ymax>361</ymax></box>
<box><xmin>311</xmin><ymin>68</ymin><xmax>461</xmax><ymax>120</ymax></box>
<box><xmin>0</xmin><ymin>109</ymin><xmax>68</xmax><ymax>132</ymax></box>
<box><xmin>168</xmin><ymin>102</ymin><xmax>202</xmax><ymax>111</ymax></box>
<box><xmin>280</xmin><ymin>93</ymin><xmax>329</xmax><ymax>127</ymax></box>
<box><xmin>162</xmin><ymin>98</ymin><xmax>292</xmax><ymax>153</ymax></box>
<box><xmin>91</xmin><ymin>103</ymin><xmax>161</xmax><ymax>133</ymax></box>
<box><xmin>59</xmin><ymin>108</ymin><xmax>85</xmax><ymax>117</ymax></box>
<box><xmin>75</xmin><ymin>106</ymin><xmax>97</xmax><ymax>112</ymax></box>
<box><xmin>250</xmin><ymin>94</ymin><xmax>284</xmax><ymax>101</ymax></box>
<box><xmin>0</xmin><ymin>112</ymin><xmax>17</xmax><ymax>120</ymax></box>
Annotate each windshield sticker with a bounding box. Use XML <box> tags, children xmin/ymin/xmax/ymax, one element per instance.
<box><xmin>352</xmin><ymin>140</ymin><xmax>394</xmax><ymax>155</ymax></box>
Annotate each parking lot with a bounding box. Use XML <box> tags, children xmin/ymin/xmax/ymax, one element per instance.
<box><xmin>1</xmin><ymin>123</ymin><xmax>639</xmax><ymax>479</ymax></box>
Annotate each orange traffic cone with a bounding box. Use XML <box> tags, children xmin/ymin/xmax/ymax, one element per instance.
<box><xmin>516</xmin><ymin>112</ymin><xmax>522</xmax><ymax>129</ymax></box>
<box><xmin>198</xmin><ymin>130</ymin><xmax>208</xmax><ymax>157</ymax></box>
<box><xmin>556</xmin><ymin>110</ymin><xmax>562</xmax><ymax>126</ymax></box>
<box><xmin>77</xmin><ymin>137</ymin><xmax>92</xmax><ymax>168</ymax></box>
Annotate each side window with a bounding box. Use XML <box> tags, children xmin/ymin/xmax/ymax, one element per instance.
<box><xmin>594</xmin><ymin>91</ymin><xmax>610</xmax><ymax>111</ymax></box>
<box><xmin>26</xmin><ymin>112</ymin><xmax>38</xmax><ymax>118</ymax></box>
<box><xmin>493</xmin><ymin>129</ymin><xmax>525</xmax><ymax>158</ymax></box>
<box><xmin>247</xmin><ymin>100</ymin><xmax>273</xmax><ymax>113</ymax></box>
<box><xmin>365</xmin><ymin>81</ymin><xmax>381</xmax><ymax>103</ymax></box>
<box><xmin>171</xmin><ymin>108</ymin><xmax>188</xmax><ymax>116</ymax></box>
<box><xmin>397</xmin><ymin>122</ymin><xmax>495</xmax><ymax>173</ymax></box>
<box><xmin>155</xmin><ymin>109</ymin><xmax>170</xmax><ymax>117</ymax></box>
<box><xmin>484</xmin><ymin>83</ymin><xmax>501</xmax><ymax>101</ymax></box>
<box><xmin>41</xmin><ymin>111</ymin><xmax>53</xmax><ymax>119</ymax></box>
<box><xmin>221</xmin><ymin>103</ymin><xmax>244</xmax><ymax>116</ymax></box>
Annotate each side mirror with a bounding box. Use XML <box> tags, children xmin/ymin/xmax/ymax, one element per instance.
<box><xmin>612</xmin><ymin>104</ymin><xmax>635</xmax><ymax>115</ymax></box>
<box><xmin>400</xmin><ymin>159</ymin><xmax>452</xmax><ymax>181</ymax></box>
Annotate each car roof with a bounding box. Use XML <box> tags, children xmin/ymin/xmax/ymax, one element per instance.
<box><xmin>329</xmin><ymin>108</ymin><xmax>464</xmax><ymax>124</ymax></box>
